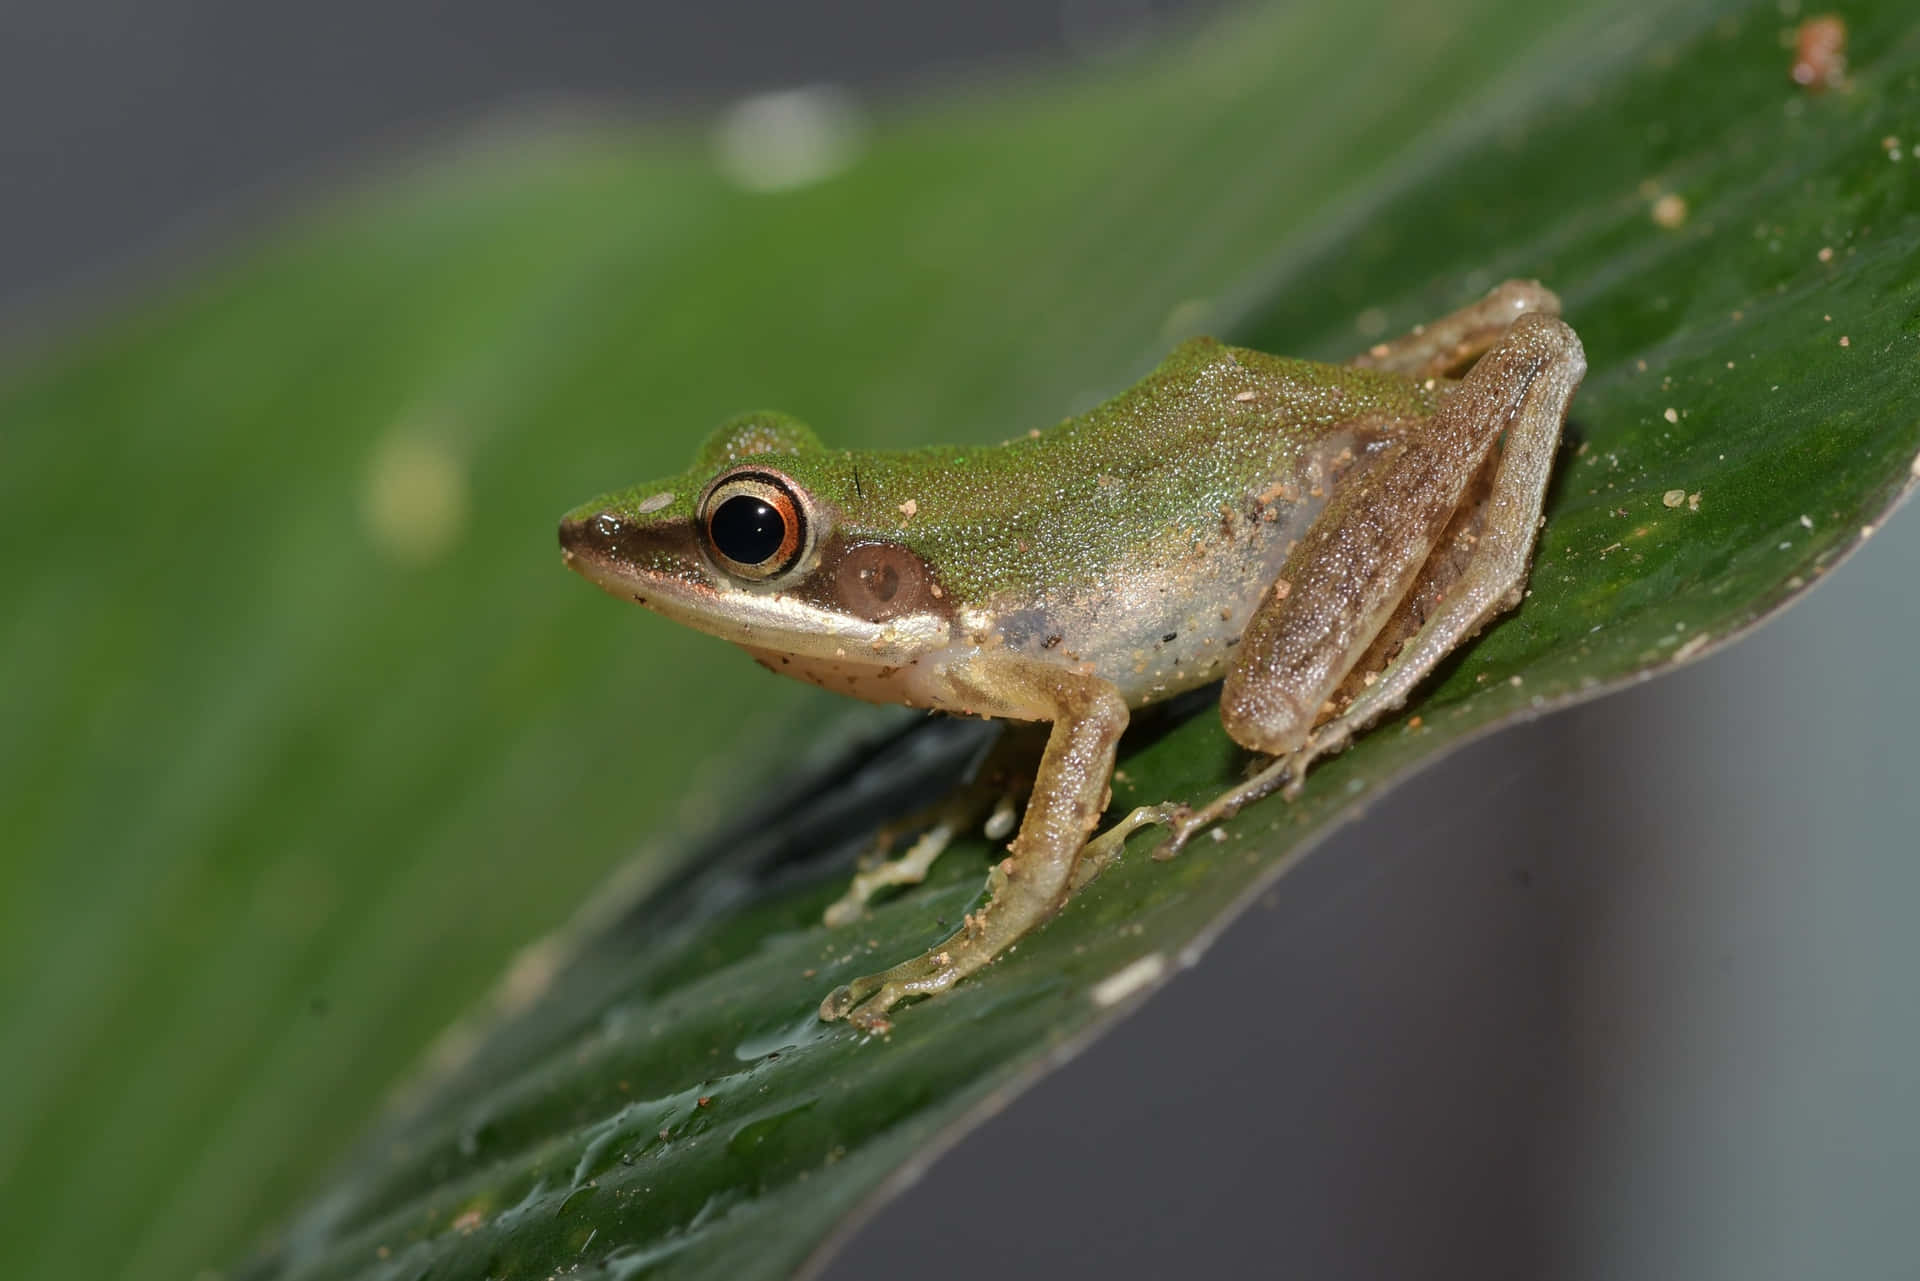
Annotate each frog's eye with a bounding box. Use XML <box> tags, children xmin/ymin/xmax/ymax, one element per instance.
<box><xmin>699</xmin><ymin>469</ymin><xmax>813</xmax><ymax>581</ymax></box>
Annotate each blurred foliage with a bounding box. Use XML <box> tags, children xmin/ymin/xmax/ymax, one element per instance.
<box><xmin>1</xmin><ymin>0</ymin><xmax>1916</xmax><ymax>1278</ymax></box>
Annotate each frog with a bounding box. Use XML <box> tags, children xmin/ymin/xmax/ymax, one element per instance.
<box><xmin>559</xmin><ymin>281</ymin><xmax>1585</xmax><ymax>1032</ymax></box>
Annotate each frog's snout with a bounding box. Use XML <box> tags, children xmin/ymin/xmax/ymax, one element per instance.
<box><xmin>556</xmin><ymin>510</ymin><xmax>611</xmax><ymax>567</ymax></box>
<box><xmin>557</xmin><ymin>507</ymin><xmax>706</xmax><ymax>598</ymax></box>
<box><xmin>557</xmin><ymin>510</ymin><xmax>624</xmax><ymax>578</ymax></box>
<box><xmin>558</xmin><ymin>509</ymin><xmax>652</xmax><ymax>564</ymax></box>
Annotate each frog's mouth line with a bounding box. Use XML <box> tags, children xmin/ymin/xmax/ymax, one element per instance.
<box><xmin>559</xmin><ymin>511</ymin><xmax>949</xmax><ymax>664</ymax></box>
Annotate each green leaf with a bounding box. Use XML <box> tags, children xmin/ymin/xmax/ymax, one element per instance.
<box><xmin>3</xmin><ymin>1</ymin><xmax>1916</xmax><ymax>1279</ymax></box>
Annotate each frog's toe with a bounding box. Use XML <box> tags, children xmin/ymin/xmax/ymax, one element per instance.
<box><xmin>818</xmin><ymin>973</ymin><xmax>901</xmax><ymax>1023</ymax></box>
<box><xmin>1280</xmin><ymin>727</ymin><xmax>1349</xmax><ymax>799</ymax></box>
<box><xmin>819</xmin><ymin>976</ymin><xmax>898</xmax><ymax>1028</ymax></box>
<box><xmin>844</xmin><ymin>984</ymin><xmax>910</xmax><ymax>1033</ymax></box>
<box><xmin>1066</xmin><ymin>802</ymin><xmax>1186</xmax><ymax>887</ymax></box>
<box><xmin>822</xmin><ymin>819</ymin><xmax>964</xmax><ymax>927</ymax></box>
<box><xmin>818</xmin><ymin>980</ymin><xmax>864</xmax><ymax>1023</ymax></box>
<box><xmin>1149</xmin><ymin>752</ymin><xmax>1309</xmax><ymax>858</ymax></box>
<box><xmin>1147</xmin><ymin>804</ymin><xmax>1203</xmax><ymax>861</ymax></box>
<box><xmin>817</xmin><ymin>950</ymin><xmax>963</xmax><ymax>1027</ymax></box>
<box><xmin>823</xmin><ymin>777</ymin><xmax>1032</xmax><ymax>928</ymax></box>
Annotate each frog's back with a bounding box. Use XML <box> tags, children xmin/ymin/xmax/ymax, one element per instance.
<box><xmin>852</xmin><ymin>339</ymin><xmax>1433</xmax><ymax>590</ymax></box>
<box><xmin>843</xmin><ymin>338</ymin><xmax>1438</xmax><ymax>705</ymax></box>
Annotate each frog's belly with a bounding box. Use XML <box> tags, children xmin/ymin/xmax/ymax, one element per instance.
<box><xmin>989</xmin><ymin>495</ymin><xmax>1320</xmax><ymax>709</ymax></box>
<box><xmin>745</xmin><ymin>502</ymin><xmax>1300</xmax><ymax>717</ymax></box>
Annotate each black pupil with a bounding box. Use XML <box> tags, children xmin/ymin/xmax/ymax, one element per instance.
<box><xmin>710</xmin><ymin>493</ymin><xmax>788</xmax><ymax>566</ymax></box>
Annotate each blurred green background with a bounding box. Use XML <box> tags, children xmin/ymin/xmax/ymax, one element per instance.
<box><xmin>3</xmin><ymin>2</ymin><xmax>1918</xmax><ymax>1280</ymax></box>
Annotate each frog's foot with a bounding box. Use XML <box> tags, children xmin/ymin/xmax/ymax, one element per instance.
<box><xmin>821</xmin><ymin>860</ymin><xmax>1030</xmax><ymax>1031</ymax></box>
<box><xmin>818</xmin><ymin>942</ymin><xmax>966</xmax><ymax>1033</ymax></box>
<box><xmin>824</xmin><ymin>799</ymin><xmax>1173</xmax><ymax>1030</ymax></box>
<box><xmin>1148</xmin><ymin>746</ymin><xmax>1320</xmax><ymax>861</ymax></box>
<box><xmin>821</xmin><ymin>785</ymin><xmax>1022</xmax><ymax>929</ymax></box>
<box><xmin>1155</xmin><ymin>717</ymin><xmax>1371</xmax><ymax>857</ymax></box>
<box><xmin>822</xmin><ymin>800</ymin><xmax>1089</xmax><ymax>1031</ymax></box>
<box><xmin>823</xmin><ymin>816</ymin><xmax>960</xmax><ymax>929</ymax></box>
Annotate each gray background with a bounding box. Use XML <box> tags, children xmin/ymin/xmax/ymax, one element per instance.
<box><xmin>5</xmin><ymin>3</ymin><xmax>1914</xmax><ymax>1279</ymax></box>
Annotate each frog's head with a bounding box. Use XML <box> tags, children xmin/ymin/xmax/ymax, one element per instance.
<box><xmin>559</xmin><ymin>413</ymin><xmax>955</xmax><ymax>675</ymax></box>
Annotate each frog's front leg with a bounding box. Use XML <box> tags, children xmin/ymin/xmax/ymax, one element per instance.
<box><xmin>819</xmin><ymin>666</ymin><xmax>1128</xmax><ymax>1030</ymax></box>
<box><xmin>1167</xmin><ymin>310</ymin><xmax>1586</xmax><ymax>851</ymax></box>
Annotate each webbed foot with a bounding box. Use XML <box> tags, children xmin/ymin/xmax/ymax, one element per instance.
<box><xmin>819</xmin><ymin>947</ymin><xmax>965</xmax><ymax>1032</ymax></box>
<box><xmin>1148</xmin><ymin>746</ymin><xmax>1318</xmax><ymax>860</ymax></box>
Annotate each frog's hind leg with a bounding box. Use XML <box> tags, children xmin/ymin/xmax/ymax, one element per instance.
<box><xmin>1303</xmin><ymin>314</ymin><xmax>1584</xmax><ymax>761</ymax></box>
<box><xmin>1352</xmin><ymin>279</ymin><xmax>1561</xmax><ymax>379</ymax></box>
<box><xmin>1162</xmin><ymin>311</ymin><xmax>1586</xmax><ymax>855</ymax></box>
<box><xmin>821</xmin><ymin>727</ymin><xmax>1040</xmax><ymax>928</ymax></box>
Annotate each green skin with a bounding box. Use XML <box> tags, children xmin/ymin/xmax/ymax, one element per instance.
<box><xmin>561</xmin><ymin>280</ymin><xmax>1586</xmax><ymax>1031</ymax></box>
<box><xmin>566</xmin><ymin>342</ymin><xmax>1434</xmax><ymax>605</ymax></box>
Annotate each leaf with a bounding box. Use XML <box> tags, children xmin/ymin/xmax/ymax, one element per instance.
<box><xmin>2</xmin><ymin>0</ymin><xmax>1916</xmax><ymax>1279</ymax></box>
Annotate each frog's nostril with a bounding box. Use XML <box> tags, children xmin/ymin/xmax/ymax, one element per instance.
<box><xmin>558</xmin><ymin>511</ymin><xmax>621</xmax><ymax>554</ymax></box>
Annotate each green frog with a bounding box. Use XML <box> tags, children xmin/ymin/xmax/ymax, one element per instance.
<box><xmin>561</xmin><ymin>281</ymin><xmax>1584</xmax><ymax>1031</ymax></box>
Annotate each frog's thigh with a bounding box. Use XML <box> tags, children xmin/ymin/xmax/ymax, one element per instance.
<box><xmin>1221</xmin><ymin>311</ymin><xmax>1584</xmax><ymax>759</ymax></box>
<box><xmin>1351</xmin><ymin>279</ymin><xmax>1561</xmax><ymax>379</ymax></box>
<box><xmin>819</xmin><ymin>668</ymin><xmax>1127</xmax><ymax>1028</ymax></box>
<box><xmin>1309</xmin><ymin>313</ymin><xmax>1585</xmax><ymax>752</ymax></box>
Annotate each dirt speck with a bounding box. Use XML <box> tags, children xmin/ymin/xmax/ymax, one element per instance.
<box><xmin>1791</xmin><ymin>14</ymin><xmax>1848</xmax><ymax>91</ymax></box>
